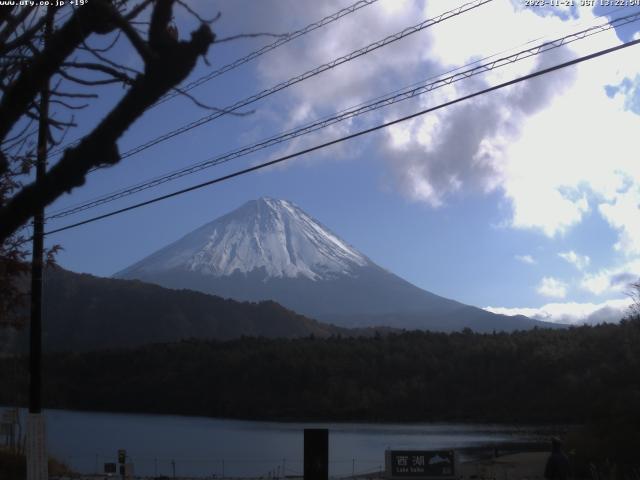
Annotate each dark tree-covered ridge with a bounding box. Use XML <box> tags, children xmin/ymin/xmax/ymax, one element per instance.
<box><xmin>2</xmin><ymin>318</ymin><xmax>639</xmax><ymax>427</ymax></box>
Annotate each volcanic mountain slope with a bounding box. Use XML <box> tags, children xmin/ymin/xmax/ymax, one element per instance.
<box><xmin>116</xmin><ymin>197</ymin><xmax>555</xmax><ymax>332</ymax></box>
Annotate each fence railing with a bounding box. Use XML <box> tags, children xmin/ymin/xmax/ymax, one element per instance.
<box><xmin>60</xmin><ymin>454</ymin><xmax>384</xmax><ymax>479</ymax></box>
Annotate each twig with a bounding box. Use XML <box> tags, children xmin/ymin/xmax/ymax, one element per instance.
<box><xmin>215</xmin><ymin>32</ymin><xmax>290</xmax><ymax>44</ymax></box>
<box><xmin>0</xmin><ymin>7</ymin><xmax>32</xmax><ymax>46</ymax></box>
<box><xmin>0</xmin><ymin>14</ymin><xmax>47</xmax><ymax>56</ymax></box>
<box><xmin>171</xmin><ymin>85</ymin><xmax>254</xmax><ymax>115</ymax></box>
<box><xmin>124</xmin><ymin>0</ymin><xmax>154</xmax><ymax>21</ymax></box>
<box><xmin>0</xmin><ymin>118</ymin><xmax>35</xmax><ymax>146</ymax></box>
<box><xmin>62</xmin><ymin>61</ymin><xmax>136</xmax><ymax>84</ymax></box>
<box><xmin>58</xmin><ymin>69</ymin><xmax>127</xmax><ymax>86</ymax></box>
<box><xmin>79</xmin><ymin>30</ymin><xmax>122</xmax><ymax>53</ymax></box>
<box><xmin>49</xmin><ymin>99</ymin><xmax>89</xmax><ymax>110</ymax></box>
<box><xmin>50</xmin><ymin>120</ymin><xmax>73</xmax><ymax>147</ymax></box>
<box><xmin>176</xmin><ymin>0</ymin><xmax>220</xmax><ymax>24</ymax></box>
<box><xmin>106</xmin><ymin>4</ymin><xmax>155</xmax><ymax>63</ymax></box>
<box><xmin>80</xmin><ymin>41</ymin><xmax>142</xmax><ymax>75</ymax></box>
<box><xmin>50</xmin><ymin>90</ymin><xmax>99</xmax><ymax>99</ymax></box>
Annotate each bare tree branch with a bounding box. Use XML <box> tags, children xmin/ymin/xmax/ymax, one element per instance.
<box><xmin>62</xmin><ymin>61</ymin><xmax>136</xmax><ymax>84</ymax></box>
<box><xmin>124</xmin><ymin>0</ymin><xmax>154</xmax><ymax>21</ymax></box>
<box><xmin>2</xmin><ymin>131</ymin><xmax>34</xmax><ymax>156</ymax></box>
<box><xmin>0</xmin><ymin>6</ymin><xmax>16</xmax><ymax>29</ymax></box>
<box><xmin>0</xmin><ymin>1</ymin><xmax>117</xmax><ymax>148</ymax></box>
<box><xmin>1</xmin><ymin>119</ymin><xmax>35</xmax><ymax>146</ymax></box>
<box><xmin>0</xmin><ymin>14</ymin><xmax>47</xmax><ymax>56</ymax></box>
<box><xmin>106</xmin><ymin>4</ymin><xmax>154</xmax><ymax>62</ymax></box>
<box><xmin>51</xmin><ymin>90</ymin><xmax>99</xmax><ymax>99</ymax></box>
<box><xmin>170</xmin><ymin>84</ymin><xmax>254</xmax><ymax>115</ymax></box>
<box><xmin>0</xmin><ymin>7</ymin><xmax>32</xmax><ymax>46</ymax></box>
<box><xmin>80</xmin><ymin>30</ymin><xmax>122</xmax><ymax>53</ymax></box>
<box><xmin>58</xmin><ymin>69</ymin><xmax>126</xmax><ymax>86</ymax></box>
<box><xmin>25</xmin><ymin>108</ymin><xmax>76</xmax><ymax>130</ymax></box>
<box><xmin>50</xmin><ymin>120</ymin><xmax>73</xmax><ymax>147</ymax></box>
<box><xmin>49</xmin><ymin>99</ymin><xmax>89</xmax><ymax>110</ymax></box>
<box><xmin>81</xmin><ymin>40</ymin><xmax>142</xmax><ymax>75</ymax></box>
<box><xmin>215</xmin><ymin>32</ymin><xmax>289</xmax><ymax>44</ymax></box>
<box><xmin>176</xmin><ymin>1</ymin><xmax>220</xmax><ymax>25</ymax></box>
<box><xmin>149</xmin><ymin>0</ymin><xmax>174</xmax><ymax>50</ymax></box>
<box><xmin>0</xmin><ymin>0</ymin><xmax>215</xmax><ymax>243</ymax></box>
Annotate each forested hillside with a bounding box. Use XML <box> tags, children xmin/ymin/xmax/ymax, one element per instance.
<box><xmin>10</xmin><ymin>268</ymin><xmax>352</xmax><ymax>352</ymax></box>
<box><xmin>2</xmin><ymin>319</ymin><xmax>639</xmax><ymax>426</ymax></box>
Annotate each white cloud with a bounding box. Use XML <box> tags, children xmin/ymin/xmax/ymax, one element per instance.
<box><xmin>485</xmin><ymin>298</ymin><xmax>631</xmax><ymax>325</ymax></box>
<box><xmin>537</xmin><ymin>276</ymin><xmax>568</xmax><ymax>298</ymax></box>
<box><xmin>240</xmin><ymin>0</ymin><xmax>437</xmax><ymax>163</ymax></box>
<box><xmin>254</xmin><ymin>0</ymin><xmax>430</xmax><ymax>113</ymax></box>
<box><xmin>214</xmin><ymin>0</ymin><xmax>640</xmax><ymax>289</ymax></box>
<box><xmin>230</xmin><ymin>0</ymin><xmax>640</xmax><ymax>241</ymax></box>
<box><xmin>388</xmin><ymin>3</ymin><xmax>640</xmax><ymax>241</ymax></box>
<box><xmin>581</xmin><ymin>271</ymin><xmax>612</xmax><ymax>295</ymax></box>
<box><xmin>515</xmin><ymin>254</ymin><xmax>536</xmax><ymax>264</ymax></box>
<box><xmin>598</xmin><ymin>184</ymin><xmax>640</xmax><ymax>256</ymax></box>
<box><xmin>580</xmin><ymin>259</ymin><xmax>640</xmax><ymax>296</ymax></box>
<box><xmin>558</xmin><ymin>250</ymin><xmax>590</xmax><ymax>270</ymax></box>
<box><xmin>375</xmin><ymin>0</ymin><xmax>640</xmax><ymax>237</ymax></box>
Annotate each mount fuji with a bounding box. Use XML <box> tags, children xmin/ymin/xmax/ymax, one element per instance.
<box><xmin>115</xmin><ymin>198</ymin><xmax>553</xmax><ymax>332</ymax></box>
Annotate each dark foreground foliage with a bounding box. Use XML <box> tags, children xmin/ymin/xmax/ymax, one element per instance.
<box><xmin>0</xmin><ymin>448</ymin><xmax>71</xmax><ymax>480</ymax></box>
<box><xmin>1</xmin><ymin>318</ymin><xmax>639</xmax><ymax>467</ymax></box>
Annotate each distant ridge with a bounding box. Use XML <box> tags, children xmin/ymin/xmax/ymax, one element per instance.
<box><xmin>116</xmin><ymin>198</ymin><xmax>557</xmax><ymax>332</ymax></box>
<box><xmin>27</xmin><ymin>267</ymin><xmax>352</xmax><ymax>352</ymax></box>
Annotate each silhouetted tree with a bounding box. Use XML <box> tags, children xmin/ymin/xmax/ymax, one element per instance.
<box><xmin>0</xmin><ymin>0</ymin><xmax>217</xmax><ymax>324</ymax></box>
<box><xmin>626</xmin><ymin>280</ymin><xmax>640</xmax><ymax>318</ymax></box>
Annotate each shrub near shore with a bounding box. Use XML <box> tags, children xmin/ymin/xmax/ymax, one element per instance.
<box><xmin>0</xmin><ymin>448</ymin><xmax>72</xmax><ymax>480</ymax></box>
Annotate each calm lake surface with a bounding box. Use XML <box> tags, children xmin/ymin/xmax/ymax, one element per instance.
<box><xmin>9</xmin><ymin>408</ymin><xmax>559</xmax><ymax>477</ymax></box>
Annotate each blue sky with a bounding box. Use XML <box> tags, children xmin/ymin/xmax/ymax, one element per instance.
<box><xmin>36</xmin><ymin>0</ymin><xmax>640</xmax><ymax>324</ymax></box>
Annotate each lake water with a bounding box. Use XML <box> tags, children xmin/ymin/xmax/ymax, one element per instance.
<box><xmin>4</xmin><ymin>408</ymin><xmax>558</xmax><ymax>478</ymax></box>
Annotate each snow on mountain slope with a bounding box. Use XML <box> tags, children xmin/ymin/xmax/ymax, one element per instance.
<box><xmin>116</xmin><ymin>197</ymin><xmax>556</xmax><ymax>332</ymax></box>
<box><xmin>117</xmin><ymin>197</ymin><xmax>370</xmax><ymax>281</ymax></box>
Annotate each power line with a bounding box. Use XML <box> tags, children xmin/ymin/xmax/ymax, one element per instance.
<box><xmin>44</xmin><ymin>0</ymin><xmax>495</xmax><ymax>217</ymax></box>
<box><xmin>45</xmin><ymin>9</ymin><xmax>640</xmax><ymax>221</ymax></box>
<box><xmin>46</xmin><ymin>0</ymin><xmax>381</xmax><ymax>158</ymax></box>
<box><xmin>43</xmin><ymin>36</ymin><xmax>640</xmax><ymax>237</ymax></box>
<box><xmin>155</xmin><ymin>0</ymin><xmax>381</xmax><ymax>106</ymax></box>
<box><xmin>116</xmin><ymin>0</ymin><xmax>492</xmax><ymax>160</ymax></box>
<box><xmin>49</xmin><ymin>0</ymin><xmax>493</xmax><ymax>165</ymax></box>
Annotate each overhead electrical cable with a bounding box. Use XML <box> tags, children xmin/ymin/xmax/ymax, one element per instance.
<box><xmin>115</xmin><ymin>0</ymin><xmax>492</xmax><ymax>160</ymax></box>
<box><xmin>45</xmin><ymin>10</ymin><xmax>640</xmax><ymax>221</ymax></box>
<box><xmin>47</xmin><ymin>4</ymin><xmax>635</xmax><ymax>218</ymax></box>
<box><xmin>43</xmin><ymin>36</ymin><xmax>640</xmax><ymax>237</ymax></box>
<box><xmin>49</xmin><ymin>0</ymin><xmax>493</xmax><ymax>164</ymax></box>
<box><xmin>155</xmin><ymin>0</ymin><xmax>382</xmax><ymax>105</ymax></box>
<box><xmin>46</xmin><ymin>0</ymin><xmax>382</xmax><ymax>157</ymax></box>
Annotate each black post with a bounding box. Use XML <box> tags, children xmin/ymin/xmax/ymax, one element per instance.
<box><xmin>28</xmin><ymin>189</ymin><xmax>44</xmax><ymax>414</ymax></box>
<box><xmin>27</xmin><ymin>11</ymin><xmax>53</xmax><ymax>480</ymax></box>
<box><xmin>29</xmin><ymin>6</ymin><xmax>52</xmax><ymax>417</ymax></box>
<box><xmin>304</xmin><ymin>428</ymin><xmax>328</xmax><ymax>480</ymax></box>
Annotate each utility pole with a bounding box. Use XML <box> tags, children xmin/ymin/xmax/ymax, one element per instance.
<box><xmin>27</xmin><ymin>7</ymin><xmax>53</xmax><ymax>480</ymax></box>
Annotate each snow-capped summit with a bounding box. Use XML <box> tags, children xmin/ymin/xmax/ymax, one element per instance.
<box><xmin>117</xmin><ymin>197</ymin><xmax>369</xmax><ymax>281</ymax></box>
<box><xmin>117</xmin><ymin>198</ymin><xmax>553</xmax><ymax>332</ymax></box>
